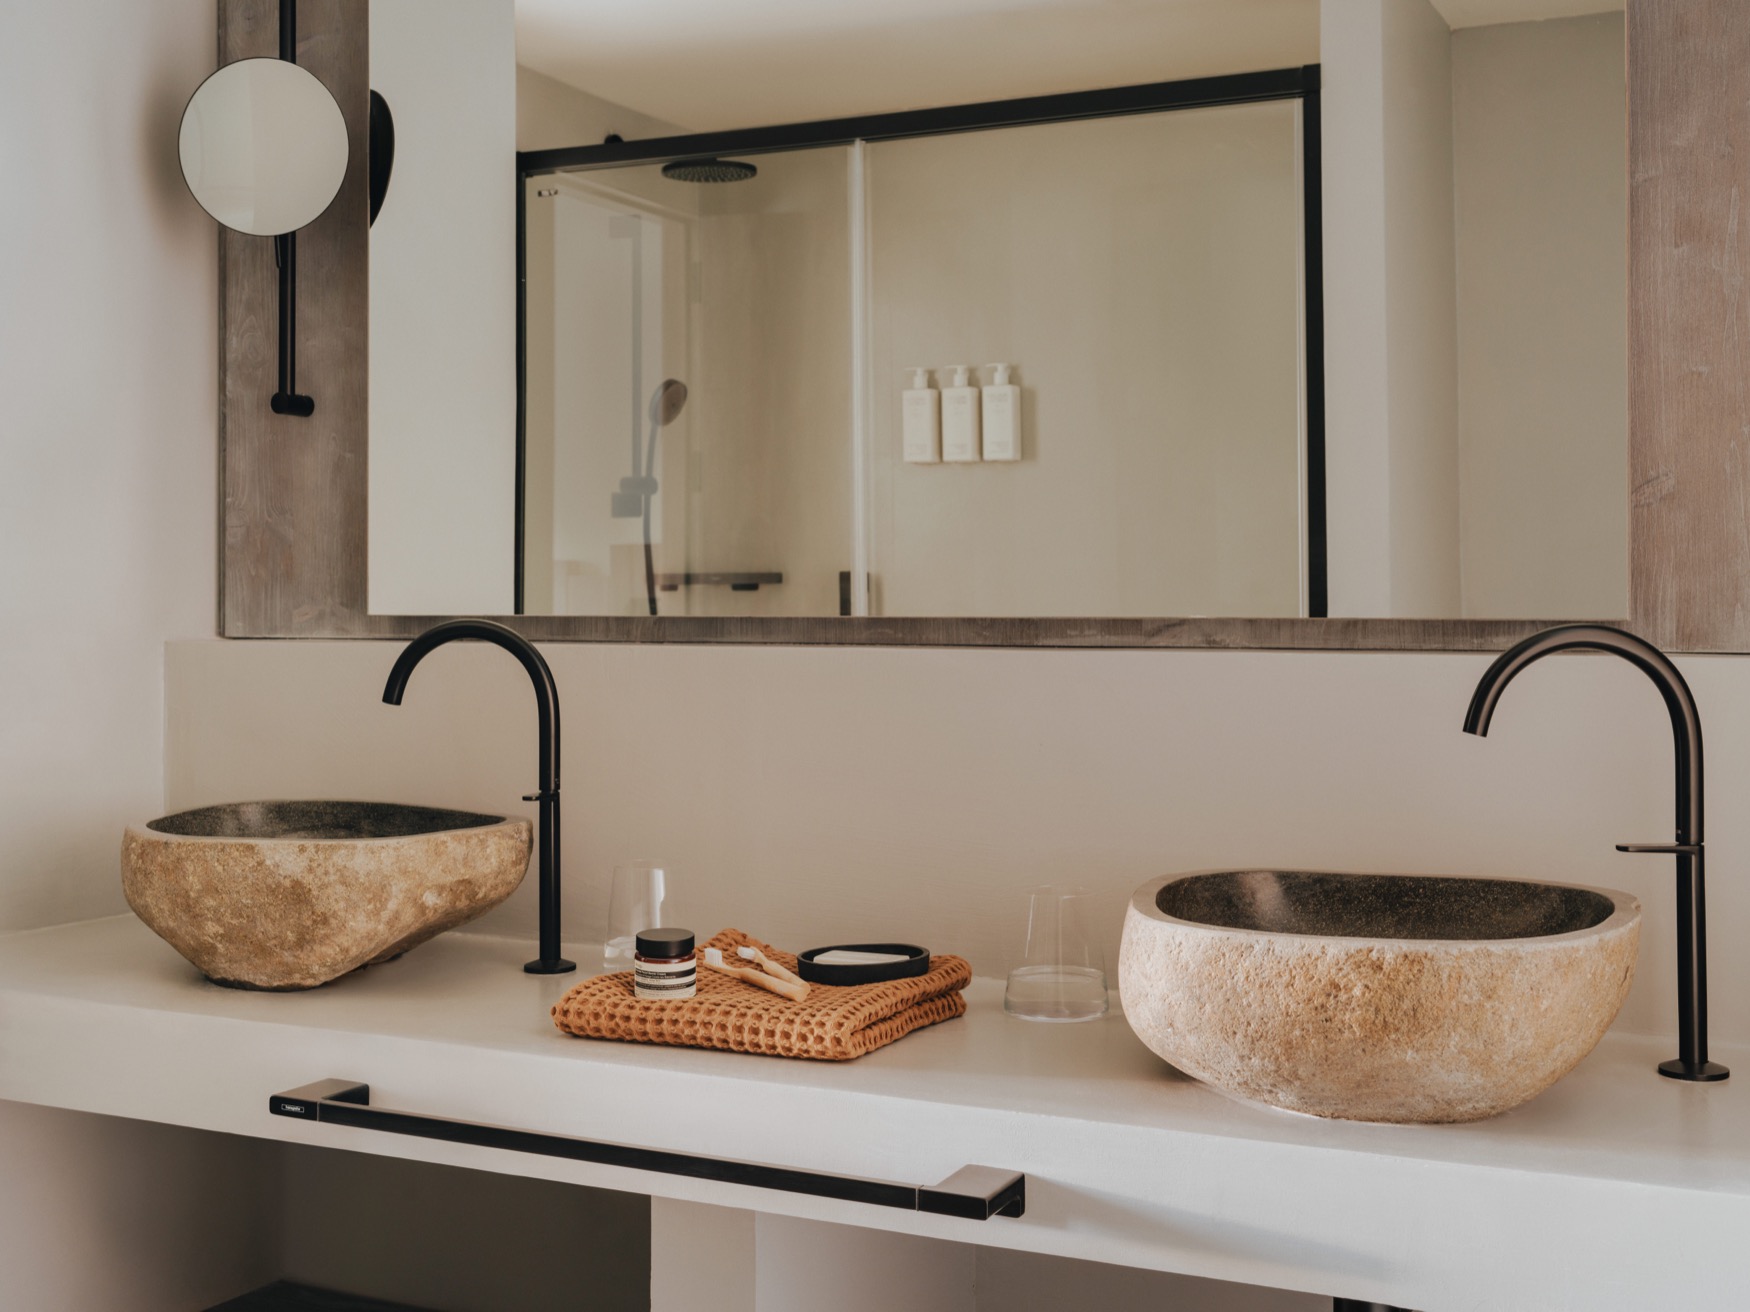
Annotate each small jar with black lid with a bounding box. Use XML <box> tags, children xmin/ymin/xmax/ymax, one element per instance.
<box><xmin>633</xmin><ymin>928</ymin><xmax>697</xmax><ymax>1000</ymax></box>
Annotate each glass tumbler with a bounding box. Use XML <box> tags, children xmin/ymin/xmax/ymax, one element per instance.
<box><xmin>605</xmin><ymin>862</ymin><xmax>667</xmax><ymax>972</ymax></box>
<box><xmin>1004</xmin><ymin>886</ymin><xmax>1109</xmax><ymax>1021</ymax></box>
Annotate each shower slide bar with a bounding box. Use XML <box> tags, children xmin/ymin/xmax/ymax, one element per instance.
<box><xmin>269</xmin><ymin>1079</ymin><xmax>1027</xmax><ymax>1220</ymax></box>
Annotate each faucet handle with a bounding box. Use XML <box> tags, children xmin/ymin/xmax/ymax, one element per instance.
<box><xmin>1616</xmin><ymin>843</ymin><xmax>1702</xmax><ymax>855</ymax></box>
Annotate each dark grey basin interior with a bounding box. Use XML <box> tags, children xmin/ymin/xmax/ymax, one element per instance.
<box><xmin>1157</xmin><ymin>871</ymin><xmax>1616</xmax><ymax>941</ymax></box>
<box><xmin>147</xmin><ymin>800</ymin><xmax>504</xmax><ymax>841</ymax></box>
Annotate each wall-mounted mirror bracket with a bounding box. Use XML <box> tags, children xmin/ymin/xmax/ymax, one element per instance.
<box><xmin>181</xmin><ymin>0</ymin><xmax>347</xmax><ymax>423</ymax></box>
<box><xmin>269</xmin><ymin>0</ymin><xmax>315</xmax><ymax>418</ymax></box>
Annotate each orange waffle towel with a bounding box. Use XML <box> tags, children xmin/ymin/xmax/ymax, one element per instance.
<box><xmin>551</xmin><ymin>928</ymin><xmax>972</xmax><ymax>1061</ymax></box>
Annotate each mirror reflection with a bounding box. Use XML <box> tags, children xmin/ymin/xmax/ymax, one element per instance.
<box><xmin>178</xmin><ymin>57</ymin><xmax>349</xmax><ymax>236</ymax></box>
<box><xmin>367</xmin><ymin>0</ymin><xmax>1628</xmax><ymax>625</ymax></box>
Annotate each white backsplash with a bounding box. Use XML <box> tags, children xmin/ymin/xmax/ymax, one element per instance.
<box><xmin>162</xmin><ymin>638</ymin><xmax>1750</xmax><ymax>1048</ymax></box>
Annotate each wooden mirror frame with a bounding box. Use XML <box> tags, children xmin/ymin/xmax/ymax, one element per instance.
<box><xmin>219</xmin><ymin>0</ymin><xmax>1749</xmax><ymax>652</ymax></box>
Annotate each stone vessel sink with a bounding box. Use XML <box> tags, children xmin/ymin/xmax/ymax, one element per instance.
<box><xmin>1119</xmin><ymin>870</ymin><xmax>1639</xmax><ymax>1123</ymax></box>
<box><xmin>122</xmin><ymin>801</ymin><xmax>532</xmax><ymax>990</ymax></box>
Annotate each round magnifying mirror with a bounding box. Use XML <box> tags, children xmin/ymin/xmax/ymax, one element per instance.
<box><xmin>178</xmin><ymin>57</ymin><xmax>349</xmax><ymax>236</ymax></box>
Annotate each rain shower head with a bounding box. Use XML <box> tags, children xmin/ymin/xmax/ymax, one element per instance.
<box><xmin>662</xmin><ymin>156</ymin><xmax>758</xmax><ymax>183</ymax></box>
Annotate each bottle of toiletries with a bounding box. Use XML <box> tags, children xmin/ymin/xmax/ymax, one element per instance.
<box><xmin>902</xmin><ymin>368</ymin><xmax>941</xmax><ymax>464</ymax></box>
<box><xmin>634</xmin><ymin>928</ymin><xmax>697</xmax><ymax>1000</ymax></box>
<box><xmin>942</xmin><ymin>366</ymin><xmax>982</xmax><ymax>462</ymax></box>
<box><xmin>981</xmin><ymin>363</ymin><xmax>1021</xmax><ymax>461</ymax></box>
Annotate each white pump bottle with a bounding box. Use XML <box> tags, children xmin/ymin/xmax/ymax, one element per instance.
<box><xmin>941</xmin><ymin>365</ymin><xmax>982</xmax><ymax>463</ymax></box>
<box><xmin>901</xmin><ymin>367</ymin><xmax>941</xmax><ymax>463</ymax></box>
<box><xmin>981</xmin><ymin>363</ymin><xmax>1020</xmax><ymax>461</ymax></box>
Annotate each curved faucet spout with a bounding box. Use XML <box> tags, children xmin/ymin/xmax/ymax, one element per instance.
<box><xmin>1463</xmin><ymin>624</ymin><xmax>1701</xmax><ymax>845</ymax></box>
<box><xmin>1463</xmin><ymin>623</ymin><xmax>1723</xmax><ymax>1082</ymax></box>
<box><xmin>383</xmin><ymin>619</ymin><xmax>574</xmax><ymax>975</ymax></box>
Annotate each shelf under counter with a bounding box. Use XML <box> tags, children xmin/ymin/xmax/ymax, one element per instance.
<box><xmin>0</xmin><ymin>915</ymin><xmax>1745</xmax><ymax>1310</ymax></box>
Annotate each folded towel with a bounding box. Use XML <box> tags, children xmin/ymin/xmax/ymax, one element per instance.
<box><xmin>551</xmin><ymin>928</ymin><xmax>971</xmax><ymax>1061</ymax></box>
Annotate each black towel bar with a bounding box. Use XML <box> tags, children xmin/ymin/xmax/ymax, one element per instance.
<box><xmin>270</xmin><ymin>1079</ymin><xmax>1025</xmax><ymax>1221</ymax></box>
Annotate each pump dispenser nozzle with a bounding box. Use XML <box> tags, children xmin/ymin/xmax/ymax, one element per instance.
<box><xmin>950</xmin><ymin>365</ymin><xmax>971</xmax><ymax>388</ymax></box>
<box><xmin>988</xmin><ymin>363</ymin><xmax>1012</xmax><ymax>385</ymax></box>
<box><xmin>908</xmin><ymin>367</ymin><xmax>931</xmax><ymax>389</ymax></box>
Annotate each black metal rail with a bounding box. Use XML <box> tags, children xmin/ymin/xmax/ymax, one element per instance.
<box><xmin>519</xmin><ymin>66</ymin><xmax>1317</xmax><ymax>175</ymax></box>
<box><xmin>270</xmin><ymin>1080</ymin><xmax>1026</xmax><ymax>1221</ymax></box>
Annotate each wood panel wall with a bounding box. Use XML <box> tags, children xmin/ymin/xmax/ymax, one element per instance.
<box><xmin>1628</xmin><ymin>0</ymin><xmax>1750</xmax><ymax>652</ymax></box>
<box><xmin>219</xmin><ymin>0</ymin><xmax>377</xmax><ymax>637</ymax></box>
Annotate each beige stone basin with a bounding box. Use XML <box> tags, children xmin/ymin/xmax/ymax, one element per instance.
<box><xmin>122</xmin><ymin>801</ymin><xmax>532</xmax><ymax>991</ymax></box>
<box><xmin>1119</xmin><ymin>870</ymin><xmax>1639</xmax><ymax>1123</ymax></box>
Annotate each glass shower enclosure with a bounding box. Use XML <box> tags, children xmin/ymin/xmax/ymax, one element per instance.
<box><xmin>517</xmin><ymin>68</ymin><xmax>1322</xmax><ymax>620</ymax></box>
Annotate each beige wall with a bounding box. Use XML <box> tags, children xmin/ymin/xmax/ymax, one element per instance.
<box><xmin>0</xmin><ymin>0</ymin><xmax>285</xmax><ymax>1300</ymax></box>
<box><xmin>1453</xmin><ymin>12</ymin><xmax>1628</xmax><ymax>618</ymax></box>
<box><xmin>867</xmin><ymin>104</ymin><xmax>1306</xmax><ymax>618</ymax></box>
<box><xmin>517</xmin><ymin>64</ymin><xmax>688</xmax><ymax>151</ymax></box>
<box><xmin>166</xmin><ymin>637</ymin><xmax>1750</xmax><ymax>1050</ymax></box>
<box><xmin>1382</xmin><ymin>0</ymin><xmax>1464</xmax><ymax>617</ymax></box>
<box><xmin>514</xmin><ymin>0</ymin><xmax>1320</xmax><ymax>134</ymax></box>
<box><xmin>1323</xmin><ymin>1</ymin><xmax>1625</xmax><ymax>620</ymax></box>
<box><xmin>1322</xmin><ymin>0</ymin><xmax>1462</xmax><ymax>618</ymax></box>
<box><xmin>281</xmin><ymin>1146</ymin><xmax>648</xmax><ymax>1310</ymax></box>
<box><xmin>369</xmin><ymin>0</ymin><xmax>518</xmax><ymax>617</ymax></box>
<box><xmin>0</xmin><ymin>0</ymin><xmax>214</xmax><ymax>933</ymax></box>
<box><xmin>0</xmin><ymin>1104</ymin><xmax>279</xmax><ymax>1311</ymax></box>
<box><xmin>651</xmin><ymin>1202</ymin><xmax>1320</xmax><ymax>1311</ymax></box>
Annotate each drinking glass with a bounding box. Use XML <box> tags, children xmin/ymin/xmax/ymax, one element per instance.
<box><xmin>1004</xmin><ymin>886</ymin><xmax>1109</xmax><ymax>1021</ymax></box>
<box><xmin>605</xmin><ymin>862</ymin><xmax>666</xmax><ymax>972</ymax></box>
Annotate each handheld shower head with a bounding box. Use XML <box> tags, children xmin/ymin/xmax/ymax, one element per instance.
<box><xmin>651</xmin><ymin>378</ymin><xmax>688</xmax><ymax>428</ymax></box>
<box><xmin>631</xmin><ymin>379</ymin><xmax>689</xmax><ymax>618</ymax></box>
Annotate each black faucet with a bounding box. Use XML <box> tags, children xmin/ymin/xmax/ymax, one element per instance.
<box><xmin>383</xmin><ymin>619</ymin><xmax>576</xmax><ymax>976</ymax></box>
<box><xmin>1464</xmin><ymin>623</ymin><xmax>1725</xmax><ymax>1082</ymax></box>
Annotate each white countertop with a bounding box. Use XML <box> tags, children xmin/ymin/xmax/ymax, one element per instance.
<box><xmin>1</xmin><ymin>916</ymin><xmax>1745</xmax><ymax>1311</ymax></box>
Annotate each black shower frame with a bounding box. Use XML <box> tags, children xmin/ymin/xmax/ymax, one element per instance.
<box><xmin>512</xmin><ymin>64</ymin><xmax>1327</xmax><ymax>617</ymax></box>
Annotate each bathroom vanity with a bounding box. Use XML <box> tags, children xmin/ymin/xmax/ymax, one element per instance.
<box><xmin>15</xmin><ymin>0</ymin><xmax>1750</xmax><ymax>1308</ymax></box>
<box><xmin>0</xmin><ymin>915</ymin><xmax>1745</xmax><ymax>1309</ymax></box>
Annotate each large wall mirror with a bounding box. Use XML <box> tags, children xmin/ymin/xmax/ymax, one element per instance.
<box><xmin>221</xmin><ymin>0</ymin><xmax>1748</xmax><ymax>649</ymax></box>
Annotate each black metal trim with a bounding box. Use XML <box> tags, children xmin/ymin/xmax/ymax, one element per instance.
<box><xmin>513</xmin><ymin>176</ymin><xmax>528</xmax><ymax>614</ymax></box>
<box><xmin>270</xmin><ymin>1080</ymin><xmax>1026</xmax><ymax>1219</ymax></box>
<box><xmin>269</xmin><ymin>0</ymin><xmax>315</xmax><ymax>419</ymax></box>
<box><xmin>656</xmin><ymin>572</ymin><xmax>783</xmax><ymax>592</ymax></box>
<box><xmin>1301</xmin><ymin>66</ymin><xmax>1328</xmax><ymax>617</ymax></box>
<box><xmin>514</xmin><ymin>64</ymin><xmax>1326</xmax><ymax>616</ymax></box>
<box><xmin>519</xmin><ymin>66</ymin><xmax>1315</xmax><ymax>175</ymax></box>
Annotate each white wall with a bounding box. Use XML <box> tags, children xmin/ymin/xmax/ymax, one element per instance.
<box><xmin>281</xmin><ymin>1145</ymin><xmax>648</xmax><ymax>1310</ymax></box>
<box><xmin>165</xmin><ymin>638</ymin><xmax>1750</xmax><ymax>1051</ymax></box>
<box><xmin>368</xmin><ymin>0</ymin><xmax>518</xmax><ymax>616</ymax></box>
<box><xmin>649</xmin><ymin>1201</ymin><xmax>1319</xmax><ymax>1312</ymax></box>
<box><xmin>1321</xmin><ymin>0</ymin><xmax>1462</xmax><ymax>618</ymax></box>
<box><xmin>0</xmin><ymin>1104</ymin><xmax>279</xmax><ymax>1311</ymax></box>
<box><xmin>0</xmin><ymin>4</ymin><xmax>273</xmax><ymax>1300</ymax></box>
<box><xmin>517</xmin><ymin>65</ymin><xmax>687</xmax><ymax>151</ymax></box>
<box><xmin>0</xmin><ymin>0</ymin><xmax>215</xmax><ymax>931</ymax></box>
<box><xmin>1453</xmin><ymin>12</ymin><xmax>1627</xmax><ymax>618</ymax></box>
<box><xmin>867</xmin><ymin>103</ymin><xmax>1306</xmax><ymax>619</ymax></box>
<box><xmin>1381</xmin><ymin>0</ymin><xmax>1463</xmax><ymax>617</ymax></box>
